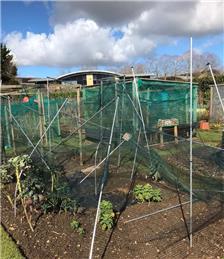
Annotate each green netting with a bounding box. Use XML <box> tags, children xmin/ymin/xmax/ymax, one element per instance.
<box><xmin>82</xmin><ymin>79</ymin><xmax>198</xmax><ymax>132</ymax></box>
<box><xmin>1</xmin><ymin>78</ymin><xmax>223</xmax><ymax>203</ymax></box>
<box><xmin>80</xmin><ymin>78</ymin><xmax>223</xmax><ymax>202</ymax></box>
<box><xmin>1</xmin><ymin>94</ymin><xmax>67</xmax><ymax>150</ymax></box>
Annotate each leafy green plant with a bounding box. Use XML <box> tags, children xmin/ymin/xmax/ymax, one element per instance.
<box><xmin>133</xmin><ymin>184</ymin><xmax>162</xmax><ymax>203</ymax></box>
<box><xmin>99</xmin><ymin>200</ymin><xmax>115</xmax><ymax>231</ymax></box>
<box><xmin>70</xmin><ymin>219</ymin><xmax>85</xmax><ymax>236</ymax></box>
<box><xmin>42</xmin><ymin>178</ymin><xmax>77</xmax><ymax>214</ymax></box>
<box><xmin>0</xmin><ymin>163</ymin><xmax>14</xmax><ymax>184</ymax></box>
<box><xmin>8</xmin><ymin>155</ymin><xmax>34</xmax><ymax>231</ymax></box>
<box><xmin>0</xmin><ymin>155</ymin><xmax>31</xmax><ymax>184</ymax></box>
<box><xmin>2</xmin><ymin>155</ymin><xmax>78</xmax><ymax>231</ymax></box>
<box><xmin>150</xmin><ymin>188</ymin><xmax>162</xmax><ymax>202</ymax></box>
<box><xmin>8</xmin><ymin>155</ymin><xmax>31</xmax><ymax>171</ymax></box>
<box><xmin>21</xmin><ymin>168</ymin><xmax>46</xmax><ymax>204</ymax></box>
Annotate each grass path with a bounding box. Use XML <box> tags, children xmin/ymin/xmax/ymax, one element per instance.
<box><xmin>0</xmin><ymin>225</ymin><xmax>24</xmax><ymax>259</ymax></box>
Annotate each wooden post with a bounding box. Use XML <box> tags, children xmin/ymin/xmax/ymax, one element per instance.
<box><xmin>174</xmin><ymin>125</ymin><xmax>178</xmax><ymax>144</ymax></box>
<box><xmin>8</xmin><ymin>96</ymin><xmax>16</xmax><ymax>154</ymax></box>
<box><xmin>4</xmin><ymin>105</ymin><xmax>11</xmax><ymax>147</ymax></box>
<box><xmin>0</xmin><ymin>123</ymin><xmax>6</xmax><ymax>163</ymax></box>
<box><xmin>159</xmin><ymin>126</ymin><xmax>164</xmax><ymax>147</ymax></box>
<box><xmin>185</xmin><ymin>93</ymin><xmax>189</xmax><ymax>124</ymax></box>
<box><xmin>147</xmin><ymin>88</ymin><xmax>150</xmax><ymax>129</ymax></box>
<box><xmin>77</xmin><ymin>86</ymin><xmax>83</xmax><ymax>166</ymax></box>
<box><xmin>40</xmin><ymin>92</ymin><xmax>48</xmax><ymax>145</ymax></box>
<box><xmin>209</xmin><ymin>86</ymin><xmax>213</xmax><ymax>121</ymax></box>
<box><xmin>37</xmin><ymin>90</ymin><xmax>44</xmax><ymax>148</ymax></box>
<box><xmin>56</xmin><ymin>103</ymin><xmax>61</xmax><ymax>137</ymax></box>
<box><xmin>47</xmin><ymin>79</ymin><xmax>51</xmax><ymax>150</ymax></box>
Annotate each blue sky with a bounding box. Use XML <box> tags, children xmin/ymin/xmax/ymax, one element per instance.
<box><xmin>2</xmin><ymin>1</ymin><xmax>224</xmax><ymax>77</ymax></box>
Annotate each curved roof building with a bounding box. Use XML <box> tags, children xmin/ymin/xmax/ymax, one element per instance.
<box><xmin>28</xmin><ymin>70</ymin><xmax>152</xmax><ymax>86</ymax></box>
<box><xmin>57</xmin><ymin>70</ymin><xmax>121</xmax><ymax>86</ymax></box>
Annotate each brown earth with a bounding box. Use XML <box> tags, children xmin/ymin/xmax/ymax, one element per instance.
<box><xmin>1</xmin><ymin>167</ymin><xmax>224</xmax><ymax>259</ymax></box>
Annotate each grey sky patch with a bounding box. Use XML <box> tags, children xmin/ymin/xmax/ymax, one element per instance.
<box><xmin>50</xmin><ymin>1</ymin><xmax>156</xmax><ymax>26</ymax></box>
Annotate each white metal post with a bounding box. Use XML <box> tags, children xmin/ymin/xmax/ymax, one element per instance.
<box><xmin>89</xmin><ymin>97</ymin><xmax>119</xmax><ymax>259</ymax></box>
<box><xmin>208</xmin><ymin>64</ymin><xmax>224</xmax><ymax>116</ymax></box>
<box><xmin>131</xmin><ymin>67</ymin><xmax>151</xmax><ymax>165</ymax></box>
<box><xmin>189</xmin><ymin>37</ymin><xmax>193</xmax><ymax>248</ymax></box>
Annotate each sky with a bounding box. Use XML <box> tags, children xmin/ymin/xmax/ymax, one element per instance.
<box><xmin>1</xmin><ymin>0</ymin><xmax>224</xmax><ymax>78</ymax></box>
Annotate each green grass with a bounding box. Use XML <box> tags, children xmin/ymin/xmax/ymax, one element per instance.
<box><xmin>197</xmin><ymin>129</ymin><xmax>222</xmax><ymax>146</ymax></box>
<box><xmin>0</xmin><ymin>226</ymin><xmax>24</xmax><ymax>259</ymax></box>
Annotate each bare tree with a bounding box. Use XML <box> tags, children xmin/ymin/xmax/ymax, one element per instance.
<box><xmin>119</xmin><ymin>63</ymin><xmax>146</xmax><ymax>74</ymax></box>
<box><xmin>147</xmin><ymin>58</ymin><xmax>160</xmax><ymax>77</ymax></box>
<box><xmin>177</xmin><ymin>50</ymin><xmax>220</xmax><ymax>74</ymax></box>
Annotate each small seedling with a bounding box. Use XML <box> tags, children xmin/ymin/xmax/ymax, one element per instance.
<box><xmin>70</xmin><ymin>219</ymin><xmax>85</xmax><ymax>236</ymax></box>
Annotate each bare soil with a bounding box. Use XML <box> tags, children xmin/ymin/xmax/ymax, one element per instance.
<box><xmin>1</xmin><ymin>164</ymin><xmax>224</xmax><ymax>259</ymax></box>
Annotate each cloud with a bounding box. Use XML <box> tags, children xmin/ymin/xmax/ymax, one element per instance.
<box><xmin>50</xmin><ymin>2</ymin><xmax>155</xmax><ymax>27</ymax></box>
<box><xmin>51</xmin><ymin>1</ymin><xmax>224</xmax><ymax>36</ymax></box>
<box><xmin>4</xmin><ymin>19</ymin><xmax>155</xmax><ymax>67</ymax></box>
<box><xmin>4</xmin><ymin>1</ymin><xmax>224</xmax><ymax>67</ymax></box>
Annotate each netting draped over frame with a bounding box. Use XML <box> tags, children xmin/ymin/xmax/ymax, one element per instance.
<box><xmin>1</xmin><ymin>78</ymin><xmax>223</xmax><ymax>202</ymax></box>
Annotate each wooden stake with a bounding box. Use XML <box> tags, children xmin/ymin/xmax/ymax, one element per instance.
<box><xmin>0</xmin><ymin>123</ymin><xmax>6</xmax><ymax>163</ymax></box>
<box><xmin>56</xmin><ymin>103</ymin><xmax>61</xmax><ymax>137</ymax></box>
<box><xmin>77</xmin><ymin>86</ymin><xmax>83</xmax><ymax>166</ymax></box>
<box><xmin>174</xmin><ymin>125</ymin><xmax>178</xmax><ymax>144</ymax></box>
<box><xmin>8</xmin><ymin>96</ymin><xmax>16</xmax><ymax>154</ymax></box>
<box><xmin>209</xmin><ymin>86</ymin><xmax>213</xmax><ymax>121</ymax></box>
<box><xmin>159</xmin><ymin>126</ymin><xmax>164</xmax><ymax>147</ymax></box>
<box><xmin>37</xmin><ymin>90</ymin><xmax>44</xmax><ymax>148</ymax></box>
<box><xmin>4</xmin><ymin>105</ymin><xmax>12</xmax><ymax>147</ymax></box>
<box><xmin>40</xmin><ymin>92</ymin><xmax>48</xmax><ymax>145</ymax></box>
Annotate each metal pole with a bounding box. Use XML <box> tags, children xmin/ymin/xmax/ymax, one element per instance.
<box><xmin>89</xmin><ymin>97</ymin><xmax>120</xmax><ymax>259</ymax></box>
<box><xmin>131</xmin><ymin>67</ymin><xmax>150</xmax><ymax>155</ymax></box>
<box><xmin>80</xmin><ymin>138</ymin><xmax>125</xmax><ymax>184</ymax></box>
<box><xmin>100</xmin><ymin>81</ymin><xmax>103</xmax><ymax>147</ymax></box>
<box><xmin>208</xmin><ymin>64</ymin><xmax>224</xmax><ymax>115</ymax></box>
<box><xmin>89</xmin><ymin>187</ymin><xmax>103</xmax><ymax>259</ymax></box>
<box><xmin>117</xmin><ymin>78</ymin><xmax>125</xmax><ymax>170</ymax></box>
<box><xmin>189</xmin><ymin>37</ymin><xmax>193</xmax><ymax>248</ymax></box>
<box><xmin>125</xmin><ymin>200</ymin><xmax>191</xmax><ymax>224</ymax></box>
<box><xmin>94</xmin><ymin>141</ymin><xmax>102</xmax><ymax>195</ymax></box>
<box><xmin>29</xmin><ymin>98</ymin><xmax>68</xmax><ymax>158</ymax></box>
<box><xmin>131</xmin><ymin>128</ymin><xmax>141</xmax><ymax>180</ymax></box>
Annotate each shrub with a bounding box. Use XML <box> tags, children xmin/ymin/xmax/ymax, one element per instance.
<box><xmin>2</xmin><ymin>155</ymin><xmax>78</xmax><ymax>215</ymax></box>
<box><xmin>99</xmin><ymin>200</ymin><xmax>115</xmax><ymax>231</ymax></box>
<box><xmin>133</xmin><ymin>184</ymin><xmax>162</xmax><ymax>203</ymax></box>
